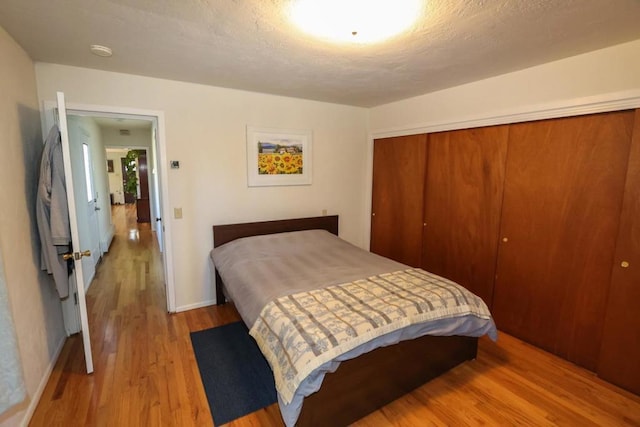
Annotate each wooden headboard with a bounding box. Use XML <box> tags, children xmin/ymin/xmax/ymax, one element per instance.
<box><xmin>212</xmin><ymin>215</ymin><xmax>339</xmax><ymax>248</ymax></box>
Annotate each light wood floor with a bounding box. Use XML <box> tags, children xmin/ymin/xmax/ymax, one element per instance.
<box><xmin>30</xmin><ymin>205</ymin><xmax>640</xmax><ymax>426</ymax></box>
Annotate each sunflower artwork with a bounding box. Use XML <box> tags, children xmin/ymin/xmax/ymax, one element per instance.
<box><xmin>257</xmin><ymin>141</ymin><xmax>304</xmax><ymax>175</ymax></box>
<box><xmin>247</xmin><ymin>127</ymin><xmax>312</xmax><ymax>187</ymax></box>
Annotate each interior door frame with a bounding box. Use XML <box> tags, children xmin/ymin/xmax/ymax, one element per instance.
<box><xmin>42</xmin><ymin>100</ymin><xmax>176</xmax><ymax>313</ymax></box>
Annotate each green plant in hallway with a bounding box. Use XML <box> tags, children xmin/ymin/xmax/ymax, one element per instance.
<box><xmin>124</xmin><ymin>150</ymin><xmax>139</xmax><ymax>200</ymax></box>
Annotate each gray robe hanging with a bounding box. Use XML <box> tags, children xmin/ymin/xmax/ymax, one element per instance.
<box><xmin>36</xmin><ymin>125</ymin><xmax>71</xmax><ymax>299</ymax></box>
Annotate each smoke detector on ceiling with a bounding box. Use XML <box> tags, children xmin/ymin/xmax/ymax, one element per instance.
<box><xmin>90</xmin><ymin>44</ymin><xmax>113</xmax><ymax>57</ymax></box>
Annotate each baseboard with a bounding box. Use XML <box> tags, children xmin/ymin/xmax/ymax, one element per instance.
<box><xmin>20</xmin><ymin>335</ymin><xmax>66</xmax><ymax>427</ymax></box>
<box><xmin>100</xmin><ymin>224</ymin><xmax>115</xmax><ymax>253</ymax></box>
<box><xmin>175</xmin><ymin>299</ymin><xmax>217</xmax><ymax>313</ymax></box>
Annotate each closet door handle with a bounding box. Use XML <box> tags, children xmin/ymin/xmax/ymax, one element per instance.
<box><xmin>621</xmin><ymin>261</ymin><xmax>630</xmax><ymax>268</ymax></box>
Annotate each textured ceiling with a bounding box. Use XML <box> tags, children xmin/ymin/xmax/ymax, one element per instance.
<box><xmin>1</xmin><ymin>0</ymin><xmax>640</xmax><ymax>107</ymax></box>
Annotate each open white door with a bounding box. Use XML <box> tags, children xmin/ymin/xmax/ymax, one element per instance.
<box><xmin>57</xmin><ymin>92</ymin><xmax>94</xmax><ymax>374</ymax></box>
<box><xmin>151</xmin><ymin>124</ymin><xmax>164</xmax><ymax>252</ymax></box>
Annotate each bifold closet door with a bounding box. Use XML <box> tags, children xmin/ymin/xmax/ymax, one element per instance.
<box><xmin>598</xmin><ymin>109</ymin><xmax>640</xmax><ymax>394</ymax></box>
<box><xmin>421</xmin><ymin>126</ymin><xmax>509</xmax><ymax>307</ymax></box>
<box><xmin>371</xmin><ymin>134</ymin><xmax>427</xmax><ymax>267</ymax></box>
<box><xmin>492</xmin><ymin>110</ymin><xmax>634</xmax><ymax>370</ymax></box>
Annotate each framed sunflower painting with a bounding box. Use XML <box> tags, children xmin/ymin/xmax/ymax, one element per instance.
<box><xmin>246</xmin><ymin>126</ymin><xmax>312</xmax><ymax>187</ymax></box>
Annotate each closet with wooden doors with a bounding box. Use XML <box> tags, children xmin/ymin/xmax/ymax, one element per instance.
<box><xmin>421</xmin><ymin>126</ymin><xmax>509</xmax><ymax>306</ymax></box>
<box><xmin>370</xmin><ymin>134</ymin><xmax>427</xmax><ymax>267</ymax></box>
<box><xmin>597</xmin><ymin>110</ymin><xmax>640</xmax><ymax>394</ymax></box>
<box><xmin>370</xmin><ymin>109</ymin><xmax>640</xmax><ymax>395</ymax></box>
<box><xmin>491</xmin><ymin>110</ymin><xmax>634</xmax><ymax>371</ymax></box>
<box><xmin>371</xmin><ymin>127</ymin><xmax>509</xmax><ymax>307</ymax></box>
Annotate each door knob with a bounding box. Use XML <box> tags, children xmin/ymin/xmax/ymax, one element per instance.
<box><xmin>62</xmin><ymin>250</ymin><xmax>91</xmax><ymax>261</ymax></box>
<box><xmin>95</xmin><ymin>206</ymin><xmax>101</xmax><ymax>211</ymax></box>
<box><xmin>621</xmin><ymin>261</ymin><xmax>630</xmax><ymax>268</ymax></box>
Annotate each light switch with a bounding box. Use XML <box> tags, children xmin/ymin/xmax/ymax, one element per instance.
<box><xmin>174</xmin><ymin>207</ymin><xmax>182</xmax><ymax>219</ymax></box>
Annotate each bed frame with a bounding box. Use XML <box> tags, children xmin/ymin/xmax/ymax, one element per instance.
<box><xmin>212</xmin><ymin>215</ymin><xmax>477</xmax><ymax>426</ymax></box>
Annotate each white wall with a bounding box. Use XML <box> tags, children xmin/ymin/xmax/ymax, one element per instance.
<box><xmin>0</xmin><ymin>27</ymin><xmax>66</xmax><ymax>427</ymax></box>
<box><xmin>35</xmin><ymin>64</ymin><xmax>370</xmax><ymax>311</ymax></box>
<box><xmin>370</xmin><ymin>39</ymin><xmax>640</xmax><ymax>134</ymax></box>
<box><xmin>102</xmin><ymin>127</ymin><xmax>152</xmax><ymax>149</ymax></box>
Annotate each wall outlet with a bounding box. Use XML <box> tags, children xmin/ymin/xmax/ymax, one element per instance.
<box><xmin>174</xmin><ymin>207</ymin><xmax>183</xmax><ymax>219</ymax></box>
<box><xmin>322</xmin><ymin>209</ymin><xmax>327</xmax><ymax>216</ymax></box>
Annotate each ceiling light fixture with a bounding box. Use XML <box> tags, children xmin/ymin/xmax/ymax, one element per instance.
<box><xmin>90</xmin><ymin>44</ymin><xmax>113</xmax><ymax>57</ymax></box>
<box><xmin>290</xmin><ymin>0</ymin><xmax>422</xmax><ymax>44</ymax></box>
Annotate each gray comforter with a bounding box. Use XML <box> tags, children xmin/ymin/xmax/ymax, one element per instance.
<box><xmin>210</xmin><ymin>229</ymin><xmax>406</xmax><ymax>328</ymax></box>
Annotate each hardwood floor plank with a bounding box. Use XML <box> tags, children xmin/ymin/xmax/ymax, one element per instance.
<box><xmin>29</xmin><ymin>204</ymin><xmax>640</xmax><ymax>426</ymax></box>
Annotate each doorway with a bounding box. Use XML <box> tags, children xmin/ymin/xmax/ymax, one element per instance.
<box><xmin>42</xmin><ymin>100</ymin><xmax>176</xmax><ymax>325</ymax></box>
<box><xmin>103</xmin><ymin>126</ymin><xmax>155</xmax><ymax>226</ymax></box>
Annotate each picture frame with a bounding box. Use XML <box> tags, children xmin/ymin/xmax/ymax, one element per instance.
<box><xmin>246</xmin><ymin>126</ymin><xmax>312</xmax><ymax>187</ymax></box>
<box><xmin>107</xmin><ymin>159</ymin><xmax>114</xmax><ymax>173</ymax></box>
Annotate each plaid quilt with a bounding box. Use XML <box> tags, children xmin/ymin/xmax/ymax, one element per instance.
<box><xmin>250</xmin><ymin>268</ymin><xmax>494</xmax><ymax>404</ymax></box>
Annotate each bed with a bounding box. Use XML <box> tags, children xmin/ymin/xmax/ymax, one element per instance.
<box><xmin>211</xmin><ymin>215</ymin><xmax>497</xmax><ymax>426</ymax></box>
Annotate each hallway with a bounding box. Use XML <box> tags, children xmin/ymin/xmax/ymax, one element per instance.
<box><xmin>29</xmin><ymin>205</ymin><xmax>235</xmax><ymax>426</ymax></box>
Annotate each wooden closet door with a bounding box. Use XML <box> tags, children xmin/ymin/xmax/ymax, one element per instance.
<box><xmin>371</xmin><ymin>134</ymin><xmax>427</xmax><ymax>267</ymax></box>
<box><xmin>598</xmin><ymin>109</ymin><xmax>640</xmax><ymax>394</ymax></box>
<box><xmin>422</xmin><ymin>126</ymin><xmax>509</xmax><ymax>307</ymax></box>
<box><xmin>492</xmin><ymin>111</ymin><xmax>635</xmax><ymax>370</ymax></box>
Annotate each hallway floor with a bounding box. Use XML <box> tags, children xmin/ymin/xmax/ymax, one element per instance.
<box><xmin>30</xmin><ymin>205</ymin><xmax>232</xmax><ymax>426</ymax></box>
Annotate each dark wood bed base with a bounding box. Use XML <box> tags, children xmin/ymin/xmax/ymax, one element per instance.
<box><xmin>212</xmin><ymin>215</ymin><xmax>478</xmax><ymax>427</ymax></box>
